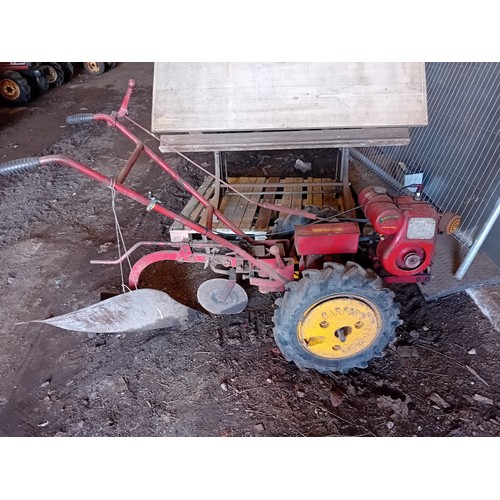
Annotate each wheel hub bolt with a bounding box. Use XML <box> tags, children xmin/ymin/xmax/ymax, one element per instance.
<box><xmin>335</xmin><ymin>326</ymin><xmax>352</xmax><ymax>342</ymax></box>
<box><xmin>336</xmin><ymin>329</ymin><xmax>347</xmax><ymax>342</ymax></box>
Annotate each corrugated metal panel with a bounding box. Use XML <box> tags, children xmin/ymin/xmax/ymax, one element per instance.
<box><xmin>355</xmin><ymin>62</ymin><xmax>500</xmax><ymax>268</ymax></box>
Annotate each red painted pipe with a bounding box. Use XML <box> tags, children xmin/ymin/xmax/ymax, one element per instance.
<box><xmin>93</xmin><ymin>113</ymin><xmax>255</xmax><ymax>242</ymax></box>
<box><xmin>38</xmin><ymin>155</ymin><xmax>288</xmax><ymax>284</ymax></box>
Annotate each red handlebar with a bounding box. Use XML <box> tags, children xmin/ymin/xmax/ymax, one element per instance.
<box><xmin>117</xmin><ymin>79</ymin><xmax>136</xmax><ymax>118</ymax></box>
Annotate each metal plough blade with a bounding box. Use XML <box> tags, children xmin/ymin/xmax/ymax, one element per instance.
<box><xmin>24</xmin><ymin>288</ymin><xmax>203</xmax><ymax>333</ymax></box>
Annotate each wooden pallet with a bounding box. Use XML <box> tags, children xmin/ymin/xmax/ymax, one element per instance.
<box><xmin>169</xmin><ymin>177</ymin><xmax>346</xmax><ymax>242</ymax></box>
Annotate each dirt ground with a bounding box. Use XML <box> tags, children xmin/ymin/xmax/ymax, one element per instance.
<box><xmin>1</xmin><ymin>62</ymin><xmax>499</xmax><ymax>438</ymax></box>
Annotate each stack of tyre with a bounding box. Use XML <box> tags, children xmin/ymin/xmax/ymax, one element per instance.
<box><xmin>0</xmin><ymin>62</ymin><xmax>74</xmax><ymax>107</ymax></box>
<box><xmin>0</xmin><ymin>62</ymin><xmax>117</xmax><ymax>107</ymax></box>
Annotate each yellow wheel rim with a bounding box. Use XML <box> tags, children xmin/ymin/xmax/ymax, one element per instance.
<box><xmin>46</xmin><ymin>66</ymin><xmax>57</xmax><ymax>83</ymax></box>
<box><xmin>297</xmin><ymin>295</ymin><xmax>382</xmax><ymax>359</ymax></box>
<box><xmin>87</xmin><ymin>62</ymin><xmax>100</xmax><ymax>73</ymax></box>
<box><xmin>0</xmin><ymin>79</ymin><xmax>21</xmax><ymax>100</ymax></box>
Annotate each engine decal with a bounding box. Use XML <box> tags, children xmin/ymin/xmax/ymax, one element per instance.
<box><xmin>407</xmin><ymin>218</ymin><xmax>436</xmax><ymax>240</ymax></box>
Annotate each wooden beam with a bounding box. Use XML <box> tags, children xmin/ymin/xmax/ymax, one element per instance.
<box><xmin>158</xmin><ymin>128</ymin><xmax>410</xmax><ymax>153</ymax></box>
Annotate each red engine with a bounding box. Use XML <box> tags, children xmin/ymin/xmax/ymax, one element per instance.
<box><xmin>358</xmin><ymin>186</ymin><xmax>440</xmax><ymax>279</ymax></box>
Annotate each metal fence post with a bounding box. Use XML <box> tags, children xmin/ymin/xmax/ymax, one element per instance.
<box><xmin>455</xmin><ymin>197</ymin><xmax>500</xmax><ymax>280</ymax></box>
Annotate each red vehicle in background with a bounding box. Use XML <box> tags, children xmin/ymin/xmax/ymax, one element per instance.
<box><xmin>0</xmin><ymin>62</ymin><xmax>116</xmax><ymax>106</ymax></box>
<box><xmin>0</xmin><ymin>62</ymin><xmax>74</xmax><ymax>106</ymax></box>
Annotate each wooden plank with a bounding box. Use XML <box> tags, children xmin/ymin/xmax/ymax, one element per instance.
<box><xmin>322</xmin><ymin>178</ymin><xmax>336</xmax><ymax>208</ymax></box>
<box><xmin>312</xmin><ymin>178</ymin><xmax>323</xmax><ymax>207</ymax></box>
<box><xmin>158</xmin><ymin>127</ymin><xmax>411</xmax><ymax>152</ymax></box>
<box><xmin>212</xmin><ymin>177</ymin><xmax>237</xmax><ymax>230</ymax></box>
<box><xmin>280</xmin><ymin>178</ymin><xmax>294</xmax><ymax>209</ymax></box>
<box><xmin>227</xmin><ymin>177</ymin><xmax>252</xmax><ymax>229</ymax></box>
<box><xmin>291</xmin><ymin>177</ymin><xmax>304</xmax><ymax>210</ymax></box>
<box><xmin>169</xmin><ymin>228</ymin><xmax>194</xmax><ymax>243</ymax></box>
<box><xmin>215</xmin><ymin>177</ymin><xmax>248</xmax><ymax>231</ymax></box>
<box><xmin>170</xmin><ymin>176</ymin><xmax>214</xmax><ymax>236</ymax></box>
<box><xmin>254</xmin><ymin>177</ymin><xmax>280</xmax><ymax>232</ymax></box>
<box><xmin>152</xmin><ymin>63</ymin><xmax>427</xmax><ymax>133</ymax></box>
<box><xmin>197</xmin><ymin>184</ymin><xmax>216</xmax><ymax>226</ymax></box>
<box><xmin>239</xmin><ymin>177</ymin><xmax>266</xmax><ymax>231</ymax></box>
<box><xmin>180</xmin><ymin>176</ymin><xmax>213</xmax><ymax>217</ymax></box>
<box><xmin>305</xmin><ymin>177</ymin><xmax>314</xmax><ymax>205</ymax></box>
<box><xmin>192</xmin><ymin>184</ymin><xmax>215</xmax><ymax>221</ymax></box>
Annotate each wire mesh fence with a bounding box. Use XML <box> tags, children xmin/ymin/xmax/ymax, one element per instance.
<box><xmin>353</xmin><ymin>62</ymin><xmax>500</xmax><ymax>270</ymax></box>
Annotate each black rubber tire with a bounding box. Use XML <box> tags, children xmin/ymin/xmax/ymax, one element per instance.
<box><xmin>37</xmin><ymin>74</ymin><xmax>50</xmax><ymax>94</ymax></box>
<box><xmin>105</xmin><ymin>62</ymin><xmax>117</xmax><ymax>70</ymax></box>
<box><xmin>58</xmin><ymin>62</ymin><xmax>74</xmax><ymax>82</ymax></box>
<box><xmin>44</xmin><ymin>62</ymin><xmax>64</xmax><ymax>87</ymax></box>
<box><xmin>272</xmin><ymin>261</ymin><xmax>402</xmax><ymax>374</ymax></box>
<box><xmin>25</xmin><ymin>66</ymin><xmax>50</xmax><ymax>97</ymax></box>
<box><xmin>0</xmin><ymin>71</ymin><xmax>31</xmax><ymax>106</ymax></box>
<box><xmin>83</xmin><ymin>62</ymin><xmax>106</xmax><ymax>76</ymax></box>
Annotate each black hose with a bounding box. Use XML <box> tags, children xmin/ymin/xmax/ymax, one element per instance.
<box><xmin>66</xmin><ymin>113</ymin><xmax>94</xmax><ymax>126</ymax></box>
<box><xmin>0</xmin><ymin>157</ymin><xmax>42</xmax><ymax>177</ymax></box>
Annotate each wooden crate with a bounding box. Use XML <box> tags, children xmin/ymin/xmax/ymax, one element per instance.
<box><xmin>169</xmin><ymin>177</ymin><xmax>347</xmax><ymax>242</ymax></box>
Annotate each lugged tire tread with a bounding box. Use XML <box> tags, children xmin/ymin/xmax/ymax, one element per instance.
<box><xmin>273</xmin><ymin>263</ymin><xmax>400</xmax><ymax>374</ymax></box>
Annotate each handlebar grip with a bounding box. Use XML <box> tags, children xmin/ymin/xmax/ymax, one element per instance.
<box><xmin>0</xmin><ymin>157</ymin><xmax>42</xmax><ymax>177</ymax></box>
<box><xmin>66</xmin><ymin>113</ymin><xmax>94</xmax><ymax>126</ymax></box>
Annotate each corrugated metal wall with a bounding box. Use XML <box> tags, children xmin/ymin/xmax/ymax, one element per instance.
<box><xmin>355</xmin><ymin>62</ymin><xmax>500</xmax><ymax>268</ymax></box>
